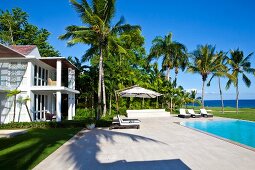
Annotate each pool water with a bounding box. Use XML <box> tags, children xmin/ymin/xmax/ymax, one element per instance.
<box><xmin>181</xmin><ymin>120</ymin><xmax>255</xmax><ymax>148</ymax></box>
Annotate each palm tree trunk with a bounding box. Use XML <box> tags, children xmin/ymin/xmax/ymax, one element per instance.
<box><xmin>13</xmin><ymin>95</ymin><xmax>16</xmax><ymax>122</ymax></box>
<box><xmin>166</xmin><ymin>67</ymin><xmax>170</xmax><ymax>81</ymax></box>
<box><xmin>102</xmin><ymin>65</ymin><xmax>107</xmax><ymax>117</ymax></box>
<box><xmin>218</xmin><ymin>77</ymin><xmax>224</xmax><ymax>114</ymax></box>
<box><xmin>109</xmin><ymin>94</ymin><xmax>112</xmax><ymax>115</ymax></box>
<box><xmin>25</xmin><ymin>103</ymin><xmax>32</xmax><ymax>122</ymax></box>
<box><xmin>236</xmin><ymin>79</ymin><xmax>239</xmax><ymax>114</ymax></box>
<box><xmin>202</xmin><ymin>80</ymin><xmax>205</xmax><ymax>108</ymax></box>
<box><xmin>7</xmin><ymin>20</ymin><xmax>14</xmax><ymax>45</ymax></box>
<box><xmin>97</xmin><ymin>47</ymin><xmax>103</xmax><ymax>120</ymax></box>
<box><xmin>174</xmin><ymin>67</ymin><xmax>178</xmax><ymax>87</ymax></box>
<box><xmin>170</xmin><ymin>97</ymin><xmax>173</xmax><ymax>113</ymax></box>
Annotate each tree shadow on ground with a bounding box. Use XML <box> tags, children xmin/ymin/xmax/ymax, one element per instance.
<box><xmin>40</xmin><ymin>128</ymin><xmax>191</xmax><ymax>170</ymax></box>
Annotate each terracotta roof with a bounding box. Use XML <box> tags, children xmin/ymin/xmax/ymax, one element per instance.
<box><xmin>9</xmin><ymin>45</ymin><xmax>37</xmax><ymax>55</ymax></box>
<box><xmin>0</xmin><ymin>44</ymin><xmax>25</xmax><ymax>58</ymax></box>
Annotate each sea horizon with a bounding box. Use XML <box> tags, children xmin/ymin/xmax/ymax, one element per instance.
<box><xmin>193</xmin><ymin>99</ymin><xmax>255</xmax><ymax>108</ymax></box>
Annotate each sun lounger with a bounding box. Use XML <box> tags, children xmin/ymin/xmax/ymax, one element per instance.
<box><xmin>200</xmin><ymin>109</ymin><xmax>213</xmax><ymax>117</ymax></box>
<box><xmin>178</xmin><ymin>109</ymin><xmax>191</xmax><ymax>118</ymax></box>
<box><xmin>109</xmin><ymin>115</ymin><xmax>141</xmax><ymax>130</ymax></box>
<box><xmin>187</xmin><ymin>109</ymin><xmax>201</xmax><ymax>118</ymax></box>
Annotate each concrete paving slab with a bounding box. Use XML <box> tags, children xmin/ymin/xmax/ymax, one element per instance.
<box><xmin>0</xmin><ymin>129</ymin><xmax>27</xmax><ymax>138</ymax></box>
<box><xmin>34</xmin><ymin>116</ymin><xmax>255</xmax><ymax>170</ymax></box>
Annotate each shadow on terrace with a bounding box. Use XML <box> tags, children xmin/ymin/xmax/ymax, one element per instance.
<box><xmin>40</xmin><ymin>128</ymin><xmax>191</xmax><ymax>170</ymax></box>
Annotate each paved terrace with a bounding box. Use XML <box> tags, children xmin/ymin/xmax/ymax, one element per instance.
<box><xmin>35</xmin><ymin>116</ymin><xmax>255</xmax><ymax>170</ymax></box>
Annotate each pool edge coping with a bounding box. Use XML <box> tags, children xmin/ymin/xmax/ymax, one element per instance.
<box><xmin>175</xmin><ymin>120</ymin><xmax>255</xmax><ymax>152</ymax></box>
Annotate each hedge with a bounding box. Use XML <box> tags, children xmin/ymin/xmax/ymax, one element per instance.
<box><xmin>0</xmin><ymin>119</ymin><xmax>94</xmax><ymax>129</ymax></box>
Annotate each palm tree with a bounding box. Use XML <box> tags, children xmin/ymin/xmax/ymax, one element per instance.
<box><xmin>6</xmin><ymin>89</ymin><xmax>21</xmax><ymax>122</ymax></box>
<box><xmin>23</xmin><ymin>96</ymin><xmax>32</xmax><ymax>122</ymax></box>
<box><xmin>172</xmin><ymin>43</ymin><xmax>188</xmax><ymax>87</ymax></box>
<box><xmin>149</xmin><ymin>32</ymin><xmax>186</xmax><ymax>82</ymax></box>
<box><xmin>190</xmin><ymin>90</ymin><xmax>197</xmax><ymax>108</ymax></box>
<box><xmin>188</xmin><ymin>45</ymin><xmax>224</xmax><ymax>108</ymax></box>
<box><xmin>59</xmin><ymin>0</ymin><xmax>140</xmax><ymax>119</ymax></box>
<box><xmin>207</xmin><ymin>51</ymin><xmax>233</xmax><ymax>113</ymax></box>
<box><xmin>226</xmin><ymin>49</ymin><xmax>255</xmax><ymax>113</ymax></box>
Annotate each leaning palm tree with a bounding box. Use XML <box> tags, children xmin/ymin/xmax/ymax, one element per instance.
<box><xmin>149</xmin><ymin>32</ymin><xmax>186</xmax><ymax>82</ymax></box>
<box><xmin>59</xmin><ymin>0</ymin><xmax>140</xmax><ymax>119</ymax></box>
<box><xmin>188</xmin><ymin>45</ymin><xmax>224</xmax><ymax>108</ymax></box>
<box><xmin>226</xmin><ymin>49</ymin><xmax>255</xmax><ymax>113</ymax></box>
<box><xmin>6</xmin><ymin>89</ymin><xmax>21</xmax><ymax>122</ymax></box>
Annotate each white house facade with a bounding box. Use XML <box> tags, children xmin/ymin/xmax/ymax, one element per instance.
<box><xmin>0</xmin><ymin>44</ymin><xmax>79</xmax><ymax>124</ymax></box>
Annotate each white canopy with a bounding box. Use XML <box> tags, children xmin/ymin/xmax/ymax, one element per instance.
<box><xmin>119</xmin><ymin>86</ymin><xmax>162</xmax><ymax>98</ymax></box>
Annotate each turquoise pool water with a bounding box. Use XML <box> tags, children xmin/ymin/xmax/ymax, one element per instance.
<box><xmin>181</xmin><ymin>120</ymin><xmax>255</xmax><ymax>148</ymax></box>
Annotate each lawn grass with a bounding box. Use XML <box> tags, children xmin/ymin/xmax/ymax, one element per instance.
<box><xmin>208</xmin><ymin>107</ymin><xmax>255</xmax><ymax>122</ymax></box>
<box><xmin>176</xmin><ymin>106</ymin><xmax>255</xmax><ymax>122</ymax></box>
<box><xmin>0</xmin><ymin>128</ymin><xmax>82</xmax><ymax>169</ymax></box>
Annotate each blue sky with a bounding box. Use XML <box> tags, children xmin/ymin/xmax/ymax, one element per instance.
<box><xmin>1</xmin><ymin>0</ymin><xmax>255</xmax><ymax>100</ymax></box>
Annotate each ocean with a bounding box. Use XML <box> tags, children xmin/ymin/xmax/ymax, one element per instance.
<box><xmin>192</xmin><ymin>99</ymin><xmax>255</xmax><ymax>108</ymax></box>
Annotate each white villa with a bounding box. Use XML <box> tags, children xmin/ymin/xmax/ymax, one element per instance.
<box><xmin>0</xmin><ymin>43</ymin><xmax>79</xmax><ymax>124</ymax></box>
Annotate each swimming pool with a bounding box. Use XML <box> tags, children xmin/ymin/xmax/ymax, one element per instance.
<box><xmin>180</xmin><ymin>120</ymin><xmax>255</xmax><ymax>149</ymax></box>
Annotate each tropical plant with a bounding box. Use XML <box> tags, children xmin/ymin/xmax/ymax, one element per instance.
<box><xmin>226</xmin><ymin>49</ymin><xmax>255</xmax><ymax>113</ymax></box>
<box><xmin>149</xmin><ymin>32</ymin><xmax>186</xmax><ymax>82</ymax></box>
<box><xmin>23</xmin><ymin>96</ymin><xmax>32</xmax><ymax>122</ymax></box>
<box><xmin>188</xmin><ymin>45</ymin><xmax>224</xmax><ymax>108</ymax></box>
<box><xmin>5</xmin><ymin>89</ymin><xmax>21</xmax><ymax>122</ymax></box>
<box><xmin>59</xmin><ymin>0</ymin><xmax>140</xmax><ymax>119</ymax></box>
<box><xmin>172</xmin><ymin>43</ymin><xmax>188</xmax><ymax>87</ymax></box>
<box><xmin>0</xmin><ymin>8</ymin><xmax>59</xmax><ymax>57</ymax></box>
<box><xmin>189</xmin><ymin>90</ymin><xmax>197</xmax><ymax>108</ymax></box>
<box><xmin>207</xmin><ymin>51</ymin><xmax>233</xmax><ymax>113</ymax></box>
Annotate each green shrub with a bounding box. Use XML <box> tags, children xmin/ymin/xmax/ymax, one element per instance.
<box><xmin>74</xmin><ymin>108</ymin><xmax>95</xmax><ymax>120</ymax></box>
<box><xmin>0</xmin><ymin>120</ymin><xmax>94</xmax><ymax>129</ymax></box>
<box><xmin>96</xmin><ymin>114</ymin><xmax>114</xmax><ymax>127</ymax></box>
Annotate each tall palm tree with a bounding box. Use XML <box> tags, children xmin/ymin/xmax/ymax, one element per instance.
<box><xmin>149</xmin><ymin>32</ymin><xmax>186</xmax><ymax>82</ymax></box>
<box><xmin>59</xmin><ymin>0</ymin><xmax>140</xmax><ymax>119</ymax></box>
<box><xmin>188</xmin><ymin>45</ymin><xmax>224</xmax><ymax>108</ymax></box>
<box><xmin>226</xmin><ymin>49</ymin><xmax>255</xmax><ymax>113</ymax></box>
<box><xmin>172</xmin><ymin>43</ymin><xmax>188</xmax><ymax>87</ymax></box>
<box><xmin>207</xmin><ymin>51</ymin><xmax>233</xmax><ymax>113</ymax></box>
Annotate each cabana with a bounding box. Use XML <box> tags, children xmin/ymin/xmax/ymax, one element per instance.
<box><xmin>115</xmin><ymin>85</ymin><xmax>169</xmax><ymax>117</ymax></box>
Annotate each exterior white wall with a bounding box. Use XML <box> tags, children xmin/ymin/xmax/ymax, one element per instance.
<box><xmin>26</xmin><ymin>48</ymin><xmax>41</xmax><ymax>59</ymax></box>
<box><xmin>0</xmin><ymin>57</ymin><xmax>78</xmax><ymax>124</ymax></box>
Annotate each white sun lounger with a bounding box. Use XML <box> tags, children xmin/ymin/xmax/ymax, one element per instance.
<box><xmin>110</xmin><ymin>115</ymin><xmax>140</xmax><ymax>129</ymax></box>
<box><xmin>200</xmin><ymin>109</ymin><xmax>213</xmax><ymax>117</ymax></box>
<box><xmin>178</xmin><ymin>109</ymin><xmax>191</xmax><ymax>118</ymax></box>
<box><xmin>187</xmin><ymin>109</ymin><xmax>202</xmax><ymax>118</ymax></box>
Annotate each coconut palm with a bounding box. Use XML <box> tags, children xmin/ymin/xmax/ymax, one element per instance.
<box><xmin>59</xmin><ymin>0</ymin><xmax>140</xmax><ymax>119</ymax></box>
<box><xmin>188</xmin><ymin>45</ymin><xmax>224</xmax><ymax>108</ymax></box>
<box><xmin>226</xmin><ymin>49</ymin><xmax>255</xmax><ymax>113</ymax></box>
<box><xmin>149</xmin><ymin>32</ymin><xmax>186</xmax><ymax>82</ymax></box>
<box><xmin>172</xmin><ymin>43</ymin><xmax>188</xmax><ymax>87</ymax></box>
<box><xmin>207</xmin><ymin>51</ymin><xmax>233</xmax><ymax>113</ymax></box>
<box><xmin>6</xmin><ymin>89</ymin><xmax>21</xmax><ymax>122</ymax></box>
<box><xmin>23</xmin><ymin>96</ymin><xmax>32</xmax><ymax>122</ymax></box>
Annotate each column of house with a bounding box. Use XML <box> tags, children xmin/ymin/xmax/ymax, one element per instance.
<box><xmin>56</xmin><ymin>60</ymin><xmax>62</xmax><ymax>122</ymax></box>
<box><xmin>67</xmin><ymin>68</ymin><xmax>76</xmax><ymax>120</ymax></box>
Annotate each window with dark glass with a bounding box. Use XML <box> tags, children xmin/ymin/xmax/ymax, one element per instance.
<box><xmin>34</xmin><ymin>65</ymin><xmax>37</xmax><ymax>86</ymax></box>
